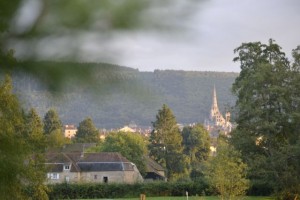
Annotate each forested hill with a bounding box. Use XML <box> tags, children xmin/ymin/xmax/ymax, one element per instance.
<box><xmin>13</xmin><ymin>62</ymin><xmax>238</xmax><ymax>129</ymax></box>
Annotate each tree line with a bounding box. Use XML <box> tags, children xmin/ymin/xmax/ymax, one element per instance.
<box><xmin>11</xmin><ymin>63</ymin><xmax>237</xmax><ymax>129</ymax></box>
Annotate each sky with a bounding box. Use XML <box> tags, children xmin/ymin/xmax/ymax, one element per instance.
<box><xmin>104</xmin><ymin>0</ymin><xmax>300</xmax><ymax>72</ymax></box>
<box><xmin>11</xmin><ymin>0</ymin><xmax>300</xmax><ymax>73</ymax></box>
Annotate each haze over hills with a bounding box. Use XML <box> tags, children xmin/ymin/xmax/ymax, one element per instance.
<box><xmin>13</xmin><ymin>62</ymin><xmax>238</xmax><ymax>129</ymax></box>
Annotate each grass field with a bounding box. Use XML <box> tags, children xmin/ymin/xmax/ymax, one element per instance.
<box><xmin>88</xmin><ymin>196</ymin><xmax>273</xmax><ymax>200</ymax></box>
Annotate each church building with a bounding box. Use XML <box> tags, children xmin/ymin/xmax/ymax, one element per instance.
<box><xmin>204</xmin><ymin>86</ymin><xmax>232</xmax><ymax>136</ymax></box>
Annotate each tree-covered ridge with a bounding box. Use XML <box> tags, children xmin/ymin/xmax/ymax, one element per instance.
<box><xmin>13</xmin><ymin>62</ymin><xmax>238</xmax><ymax>129</ymax></box>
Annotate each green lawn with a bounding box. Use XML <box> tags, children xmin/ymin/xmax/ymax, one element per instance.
<box><xmin>86</xmin><ymin>196</ymin><xmax>273</xmax><ymax>200</ymax></box>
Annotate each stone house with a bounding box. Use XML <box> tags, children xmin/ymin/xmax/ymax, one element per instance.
<box><xmin>63</xmin><ymin>125</ymin><xmax>77</xmax><ymax>139</ymax></box>
<box><xmin>45</xmin><ymin>152</ymin><xmax>143</xmax><ymax>184</ymax></box>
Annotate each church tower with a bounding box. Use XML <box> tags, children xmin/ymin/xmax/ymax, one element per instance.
<box><xmin>209</xmin><ymin>86</ymin><xmax>226</xmax><ymax>126</ymax></box>
<box><xmin>205</xmin><ymin>86</ymin><xmax>233</xmax><ymax>154</ymax></box>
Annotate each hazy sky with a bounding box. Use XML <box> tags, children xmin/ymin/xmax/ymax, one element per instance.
<box><xmin>11</xmin><ymin>0</ymin><xmax>300</xmax><ymax>72</ymax></box>
<box><xmin>106</xmin><ymin>0</ymin><xmax>300</xmax><ymax>72</ymax></box>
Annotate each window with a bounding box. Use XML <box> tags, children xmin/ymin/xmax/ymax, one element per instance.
<box><xmin>64</xmin><ymin>165</ymin><xmax>70</xmax><ymax>170</ymax></box>
<box><xmin>103</xmin><ymin>176</ymin><xmax>108</xmax><ymax>183</ymax></box>
<box><xmin>47</xmin><ymin>173</ymin><xmax>60</xmax><ymax>180</ymax></box>
<box><xmin>94</xmin><ymin>175</ymin><xmax>97</xmax><ymax>180</ymax></box>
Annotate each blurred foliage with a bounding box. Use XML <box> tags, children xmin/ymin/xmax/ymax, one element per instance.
<box><xmin>0</xmin><ymin>0</ymin><xmax>208</xmax><ymax>90</ymax></box>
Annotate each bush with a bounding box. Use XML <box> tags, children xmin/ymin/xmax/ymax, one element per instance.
<box><xmin>46</xmin><ymin>181</ymin><xmax>208</xmax><ymax>199</ymax></box>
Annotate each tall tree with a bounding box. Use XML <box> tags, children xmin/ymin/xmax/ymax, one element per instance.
<box><xmin>75</xmin><ymin>117</ymin><xmax>99</xmax><ymax>143</ymax></box>
<box><xmin>0</xmin><ymin>76</ymin><xmax>48</xmax><ymax>199</ymax></box>
<box><xmin>99</xmin><ymin>131</ymin><xmax>148</xmax><ymax>176</ymax></box>
<box><xmin>43</xmin><ymin>108</ymin><xmax>67</xmax><ymax>148</ymax></box>
<box><xmin>205</xmin><ymin>136</ymin><xmax>249</xmax><ymax>199</ymax></box>
<box><xmin>231</xmin><ymin>39</ymin><xmax>300</xmax><ymax>197</ymax></box>
<box><xmin>182</xmin><ymin>124</ymin><xmax>210</xmax><ymax>164</ymax></box>
<box><xmin>24</xmin><ymin>108</ymin><xmax>49</xmax><ymax>199</ymax></box>
<box><xmin>0</xmin><ymin>75</ymin><xmax>27</xmax><ymax>199</ymax></box>
<box><xmin>149</xmin><ymin>104</ymin><xmax>188</xmax><ymax>180</ymax></box>
<box><xmin>25</xmin><ymin>108</ymin><xmax>46</xmax><ymax>151</ymax></box>
<box><xmin>43</xmin><ymin>109</ymin><xmax>62</xmax><ymax>135</ymax></box>
<box><xmin>182</xmin><ymin>124</ymin><xmax>210</xmax><ymax>182</ymax></box>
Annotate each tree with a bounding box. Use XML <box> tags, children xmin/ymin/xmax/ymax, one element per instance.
<box><xmin>24</xmin><ymin>108</ymin><xmax>47</xmax><ymax>151</ymax></box>
<box><xmin>24</xmin><ymin>108</ymin><xmax>49</xmax><ymax>199</ymax></box>
<box><xmin>182</xmin><ymin>124</ymin><xmax>210</xmax><ymax>183</ymax></box>
<box><xmin>99</xmin><ymin>131</ymin><xmax>148</xmax><ymax>176</ymax></box>
<box><xmin>205</xmin><ymin>137</ymin><xmax>249</xmax><ymax>200</ymax></box>
<box><xmin>148</xmin><ymin>104</ymin><xmax>188</xmax><ymax>180</ymax></box>
<box><xmin>182</xmin><ymin>124</ymin><xmax>210</xmax><ymax>164</ymax></box>
<box><xmin>0</xmin><ymin>76</ymin><xmax>48</xmax><ymax>199</ymax></box>
<box><xmin>43</xmin><ymin>109</ymin><xmax>62</xmax><ymax>135</ymax></box>
<box><xmin>231</xmin><ymin>39</ymin><xmax>300</xmax><ymax>197</ymax></box>
<box><xmin>43</xmin><ymin>108</ymin><xmax>67</xmax><ymax>148</ymax></box>
<box><xmin>75</xmin><ymin>117</ymin><xmax>99</xmax><ymax>143</ymax></box>
<box><xmin>0</xmin><ymin>75</ymin><xmax>28</xmax><ymax>199</ymax></box>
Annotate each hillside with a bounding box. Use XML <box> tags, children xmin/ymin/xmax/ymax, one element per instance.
<box><xmin>13</xmin><ymin>62</ymin><xmax>238</xmax><ymax>129</ymax></box>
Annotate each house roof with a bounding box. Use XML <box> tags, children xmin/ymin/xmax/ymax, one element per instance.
<box><xmin>45</xmin><ymin>152</ymin><xmax>135</xmax><ymax>172</ymax></box>
<box><xmin>145</xmin><ymin>156</ymin><xmax>165</xmax><ymax>172</ymax></box>
<box><xmin>144</xmin><ymin>156</ymin><xmax>166</xmax><ymax>180</ymax></box>
<box><xmin>46</xmin><ymin>164</ymin><xmax>63</xmax><ymax>172</ymax></box>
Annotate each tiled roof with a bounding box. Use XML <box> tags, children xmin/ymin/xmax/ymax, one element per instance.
<box><xmin>145</xmin><ymin>156</ymin><xmax>165</xmax><ymax>172</ymax></box>
<box><xmin>45</xmin><ymin>153</ymin><xmax>73</xmax><ymax>164</ymax></box>
<box><xmin>78</xmin><ymin>163</ymin><xmax>124</xmax><ymax>171</ymax></box>
<box><xmin>46</xmin><ymin>163</ymin><xmax>63</xmax><ymax>172</ymax></box>
<box><xmin>45</xmin><ymin>152</ymin><xmax>134</xmax><ymax>172</ymax></box>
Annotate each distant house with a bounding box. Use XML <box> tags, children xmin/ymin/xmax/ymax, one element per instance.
<box><xmin>118</xmin><ymin>126</ymin><xmax>135</xmax><ymax>133</ymax></box>
<box><xmin>144</xmin><ymin>157</ymin><xmax>166</xmax><ymax>181</ymax></box>
<box><xmin>63</xmin><ymin>125</ymin><xmax>77</xmax><ymax>139</ymax></box>
<box><xmin>45</xmin><ymin>152</ymin><xmax>143</xmax><ymax>184</ymax></box>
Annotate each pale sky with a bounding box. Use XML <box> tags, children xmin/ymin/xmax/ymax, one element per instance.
<box><xmin>104</xmin><ymin>0</ymin><xmax>300</xmax><ymax>72</ymax></box>
<box><xmin>11</xmin><ymin>0</ymin><xmax>300</xmax><ymax>72</ymax></box>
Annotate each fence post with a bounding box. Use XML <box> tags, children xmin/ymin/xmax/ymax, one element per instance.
<box><xmin>140</xmin><ymin>194</ymin><xmax>146</xmax><ymax>200</ymax></box>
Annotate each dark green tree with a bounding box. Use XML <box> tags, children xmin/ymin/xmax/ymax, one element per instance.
<box><xmin>43</xmin><ymin>108</ymin><xmax>67</xmax><ymax>148</ymax></box>
<box><xmin>43</xmin><ymin>109</ymin><xmax>62</xmax><ymax>135</ymax></box>
<box><xmin>149</xmin><ymin>104</ymin><xmax>188</xmax><ymax>180</ymax></box>
<box><xmin>25</xmin><ymin>108</ymin><xmax>47</xmax><ymax>151</ymax></box>
<box><xmin>0</xmin><ymin>76</ymin><xmax>48</xmax><ymax>199</ymax></box>
<box><xmin>75</xmin><ymin>117</ymin><xmax>99</xmax><ymax>143</ymax></box>
<box><xmin>231</xmin><ymin>39</ymin><xmax>300</xmax><ymax>197</ymax></box>
<box><xmin>0</xmin><ymin>75</ymin><xmax>27</xmax><ymax>199</ymax></box>
<box><xmin>182</xmin><ymin>124</ymin><xmax>210</xmax><ymax>164</ymax></box>
<box><xmin>24</xmin><ymin>108</ymin><xmax>49</xmax><ymax>199</ymax></box>
<box><xmin>99</xmin><ymin>131</ymin><xmax>148</xmax><ymax>176</ymax></box>
<box><xmin>182</xmin><ymin>124</ymin><xmax>210</xmax><ymax>182</ymax></box>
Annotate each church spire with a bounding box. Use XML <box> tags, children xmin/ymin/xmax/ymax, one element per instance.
<box><xmin>212</xmin><ymin>85</ymin><xmax>218</xmax><ymax>111</ymax></box>
<box><xmin>210</xmin><ymin>85</ymin><xmax>220</xmax><ymax>119</ymax></box>
<box><xmin>210</xmin><ymin>85</ymin><xmax>226</xmax><ymax>125</ymax></box>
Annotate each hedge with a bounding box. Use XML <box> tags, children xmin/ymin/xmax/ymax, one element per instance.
<box><xmin>45</xmin><ymin>181</ymin><xmax>208</xmax><ymax>199</ymax></box>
